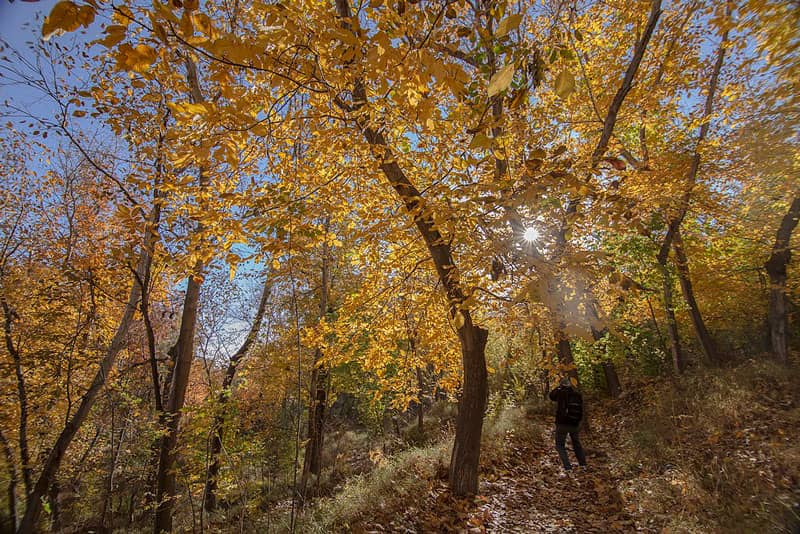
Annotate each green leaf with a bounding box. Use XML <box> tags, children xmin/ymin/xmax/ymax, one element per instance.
<box><xmin>554</xmin><ymin>70</ymin><xmax>575</xmax><ymax>99</ymax></box>
<box><xmin>488</xmin><ymin>63</ymin><xmax>515</xmax><ymax>97</ymax></box>
<box><xmin>495</xmin><ymin>13</ymin><xmax>522</xmax><ymax>38</ymax></box>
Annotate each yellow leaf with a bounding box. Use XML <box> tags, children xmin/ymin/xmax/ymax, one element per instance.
<box><xmin>42</xmin><ymin>1</ymin><xmax>96</xmax><ymax>40</ymax></box>
<box><xmin>495</xmin><ymin>13</ymin><xmax>522</xmax><ymax>38</ymax></box>
<box><xmin>488</xmin><ymin>63</ymin><xmax>515</xmax><ymax>97</ymax></box>
<box><xmin>94</xmin><ymin>25</ymin><xmax>127</xmax><ymax>48</ymax></box>
<box><xmin>115</xmin><ymin>44</ymin><xmax>157</xmax><ymax>73</ymax></box>
<box><xmin>271</xmin><ymin>258</ymin><xmax>281</xmax><ymax>270</ymax></box>
<box><xmin>193</xmin><ymin>12</ymin><xmax>213</xmax><ymax>37</ymax></box>
<box><xmin>554</xmin><ymin>70</ymin><xmax>576</xmax><ymax>99</ymax></box>
<box><xmin>469</xmin><ymin>133</ymin><xmax>492</xmax><ymax>150</ymax></box>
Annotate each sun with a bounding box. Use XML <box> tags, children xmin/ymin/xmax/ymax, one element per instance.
<box><xmin>523</xmin><ymin>227</ymin><xmax>540</xmax><ymax>242</ymax></box>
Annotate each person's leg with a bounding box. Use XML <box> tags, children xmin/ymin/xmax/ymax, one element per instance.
<box><xmin>555</xmin><ymin>424</ymin><xmax>572</xmax><ymax>469</ymax></box>
<box><xmin>569</xmin><ymin>426</ymin><xmax>587</xmax><ymax>466</ymax></box>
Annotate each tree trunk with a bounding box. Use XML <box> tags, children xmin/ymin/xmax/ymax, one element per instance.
<box><xmin>153</xmin><ymin>55</ymin><xmax>208</xmax><ymax>534</ymax></box>
<box><xmin>300</xmin><ymin>236</ymin><xmax>331</xmax><ymax>501</ymax></box>
<box><xmin>602</xmin><ymin>362</ymin><xmax>622</xmax><ymax>398</ymax></box>
<box><xmin>416</xmin><ymin>366</ymin><xmax>425</xmax><ymax>432</ymax></box>
<box><xmin>766</xmin><ymin>194</ymin><xmax>800</xmax><ymax>364</ymax></box>
<box><xmin>303</xmin><ymin>364</ymin><xmax>327</xmax><ymax>477</ymax></box>
<box><xmin>1</xmin><ymin>299</ymin><xmax>32</xmax><ymax>502</ymax></box>
<box><xmin>333</xmin><ymin>0</ymin><xmax>489</xmax><ymax>496</ymax></box>
<box><xmin>359</xmin><ymin>109</ymin><xmax>489</xmax><ymax>497</ymax></box>
<box><xmin>672</xmin><ymin>228</ymin><xmax>720</xmax><ymax>363</ymax></box>
<box><xmin>0</xmin><ymin>429</ymin><xmax>17</xmax><ymax>533</ymax></box>
<box><xmin>203</xmin><ymin>276</ymin><xmax>271</xmax><ymax>513</ymax></box>
<box><xmin>448</xmin><ymin>325</ymin><xmax>489</xmax><ymax>495</ymax></box>
<box><xmin>657</xmin><ymin>262</ymin><xmax>685</xmax><ymax>373</ymax></box>
<box><xmin>589</xmin><ymin>308</ymin><xmax>623</xmax><ymax>398</ymax></box>
<box><xmin>16</xmin><ymin>204</ymin><xmax>159</xmax><ymax>534</ymax></box>
<box><xmin>153</xmin><ymin>270</ymin><xmax>202</xmax><ymax>534</ymax></box>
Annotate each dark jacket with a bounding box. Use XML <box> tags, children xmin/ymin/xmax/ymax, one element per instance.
<box><xmin>549</xmin><ymin>385</ymin><xmax>583</xmax><ymax>425</ymax></box>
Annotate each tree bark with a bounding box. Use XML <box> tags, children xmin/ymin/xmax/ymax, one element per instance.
<box><xmin>765</xmin><ymin>194</ymin><xmax>800</xmax><ymax>364</ymax></box>
<box><xmin>16</xmin><ymin>203</ymin><xmax>160</xmax><ymax>534</ymax></box>
<box><xmin>0</xmin><ymin>429</ymin><xmax>17</xmax><ymax>533</ymax></box>
<box><xmin>153</xmin><ymin>55</ymin><xmax>208</xmax><ymax>534</ymax></box>
<box><xmin>0</xmin><ymin>299</ymin><xmax>31</xmax><ymax>502</ymax></box>
<box><xmin>589</xmin><ymin>306</ymin><xmax>623</xmax><ymax>398</ymax></box>
<box><xmin>416</xmin><ymin>366</ymin><xmax>425</xmax><ymax>432</ymax></box>
<box><xmin>333</xmin><ymin>0</ymin><xmax>488</xmax><ymax>496</ymax></box>
<box><xmin>657</xmin><ymin>262</ymin><xmax>685</xmax><ymax>373</ymax></box>
<box><xmin>203</xmin><ymin>276</ymin><xmax>271</xmax><ymax>512</ymax></box>
<box><xmin>299</xmin><ymin>233</ymin><xmax>331</xmax><ymax>501</ymax></box>
<box><xmin>153</xmin><ymin>270</ymin><xmax>202</xmax><ymax>534</ymax></box>
<box><xmin>673</xmin><ymin>228</ymin><xmax>720</xmax><ymax>363</ymax></box>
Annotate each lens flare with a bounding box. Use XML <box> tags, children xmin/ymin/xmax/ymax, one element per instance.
<box><xmin>523</xmin><ymin>227</ymin><xmax>540</xmax><ymax>242</ymax></box>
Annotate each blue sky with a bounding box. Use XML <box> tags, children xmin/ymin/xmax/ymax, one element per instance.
<box><xmin>0</xmin><ymin>1</ymin><xmax>57</xmax><ymax>54</ymax></box>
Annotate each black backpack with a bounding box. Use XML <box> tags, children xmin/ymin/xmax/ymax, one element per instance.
<box><xmin>562</xmin><ymin>390</ymin><xmax>583</xmax><ymax>424</ymax></box>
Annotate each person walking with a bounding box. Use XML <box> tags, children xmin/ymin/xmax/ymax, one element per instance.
<box><xmin>549</xmin><ymin>376</ymin><xmax>587</xmax><ymax>472</ymax></box>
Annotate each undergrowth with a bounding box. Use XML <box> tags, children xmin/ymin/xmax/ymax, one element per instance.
<box><xmin>607</xmin><ymin>358</ymin><xmax>800</xmax><ymax>533</ymax></box>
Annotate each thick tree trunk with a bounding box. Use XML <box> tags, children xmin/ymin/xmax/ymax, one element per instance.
<box><xmin>16</xmin><ymin>205</ymin><xmax>159</xmax><ymax>534</ymax></box>
<box><xmin>673</xmin><ymin>228</ymin><xmax>720</xmax><ymax>363</ymax></box>
<box><xmin>359</xmin><ymin>113</ymin><xmax>489</xmax><ymax>497</ymax></box>
<box><xmin>300</xmin><ymin>361</ymin><xmax>327</xmax><ymax>493</ymax></box>
<box><xmin>204</xmin><ymin>277</ymin><xmax>271</xmax><ymax>512</ymax></box>
<box><xmin>766</xmin><ymin>194</ymin><xmax>800</xmax><ymax>364</ymax></box>
<box><xmin>334</xmin><ymin>0</ymin><xmax>488</xmax><ymax>496</ymax></box>
<box><xmin>0</xmin><ymin>429</ymin><xmax>17</xmax><ymax>533</ymax></box>
<box><xmin>448</xmin><ymin>325</ymin><xmax>489</xmax><ymax>494</ymax></box>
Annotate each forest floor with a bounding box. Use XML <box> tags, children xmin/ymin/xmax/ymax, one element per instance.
<box><xmin>302</xmin><ymin>359</ymin><xmax>800</xmax><ymax>533</ymax></box>
<box><xmin>349</xmin><ymin>411</ymin><xmax>640</xmax><ymax>533</ymax></box>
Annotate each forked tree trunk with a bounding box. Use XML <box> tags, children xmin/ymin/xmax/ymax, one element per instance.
<box><xmin>765</xmin><ymin>194</ymin><xmax>800</xmax><ymax>364</ymax></box>
<box><xmin>153</xmin><ymin>271</ymin><xmax>202</xmax><ymax>534</ymax></box>
<box><xmin>673</xmin><ymin>228</ymin><xmax>720</xmax><ymax>363</ymax></box>
<box><xmin>153</xmin><ymin>55</ymin><xmax>207</xmax><ymax>534</ymax></box>
<box><xmin>204</xmin><ymin>277</ymin><xmax>271</xmax><ymax>512</ymax></box>
<box><xmin>654</xmin><ymin>2</ymin><xmax>730</xmax><ymax>373</ymax></box>
<box><xmin>16</xmin><ymin>204</ymin><xmax>160</xmax><ymax>534</ymax></box>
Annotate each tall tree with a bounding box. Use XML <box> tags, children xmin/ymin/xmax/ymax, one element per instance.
<box><xmin>656</xmin><ymin>1</ymin><xmax>731</xmax><ymax>367</ymax></box>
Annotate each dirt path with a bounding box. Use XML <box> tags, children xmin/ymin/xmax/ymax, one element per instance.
<box><xmin>475</xmin><ymin>425</ymin><xmax>635</xmax><ymax>533</ymax></box>
<box><xmin>356</xmin><ymin>414</ymin><xmax>639</xmax><ymax>533</ymax></box>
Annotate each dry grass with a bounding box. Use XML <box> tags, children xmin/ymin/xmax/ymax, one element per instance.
<box><xmin>607</xmin><ymin>358</ymin><xmax>800</xmax><ymax>533</ymax></box>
